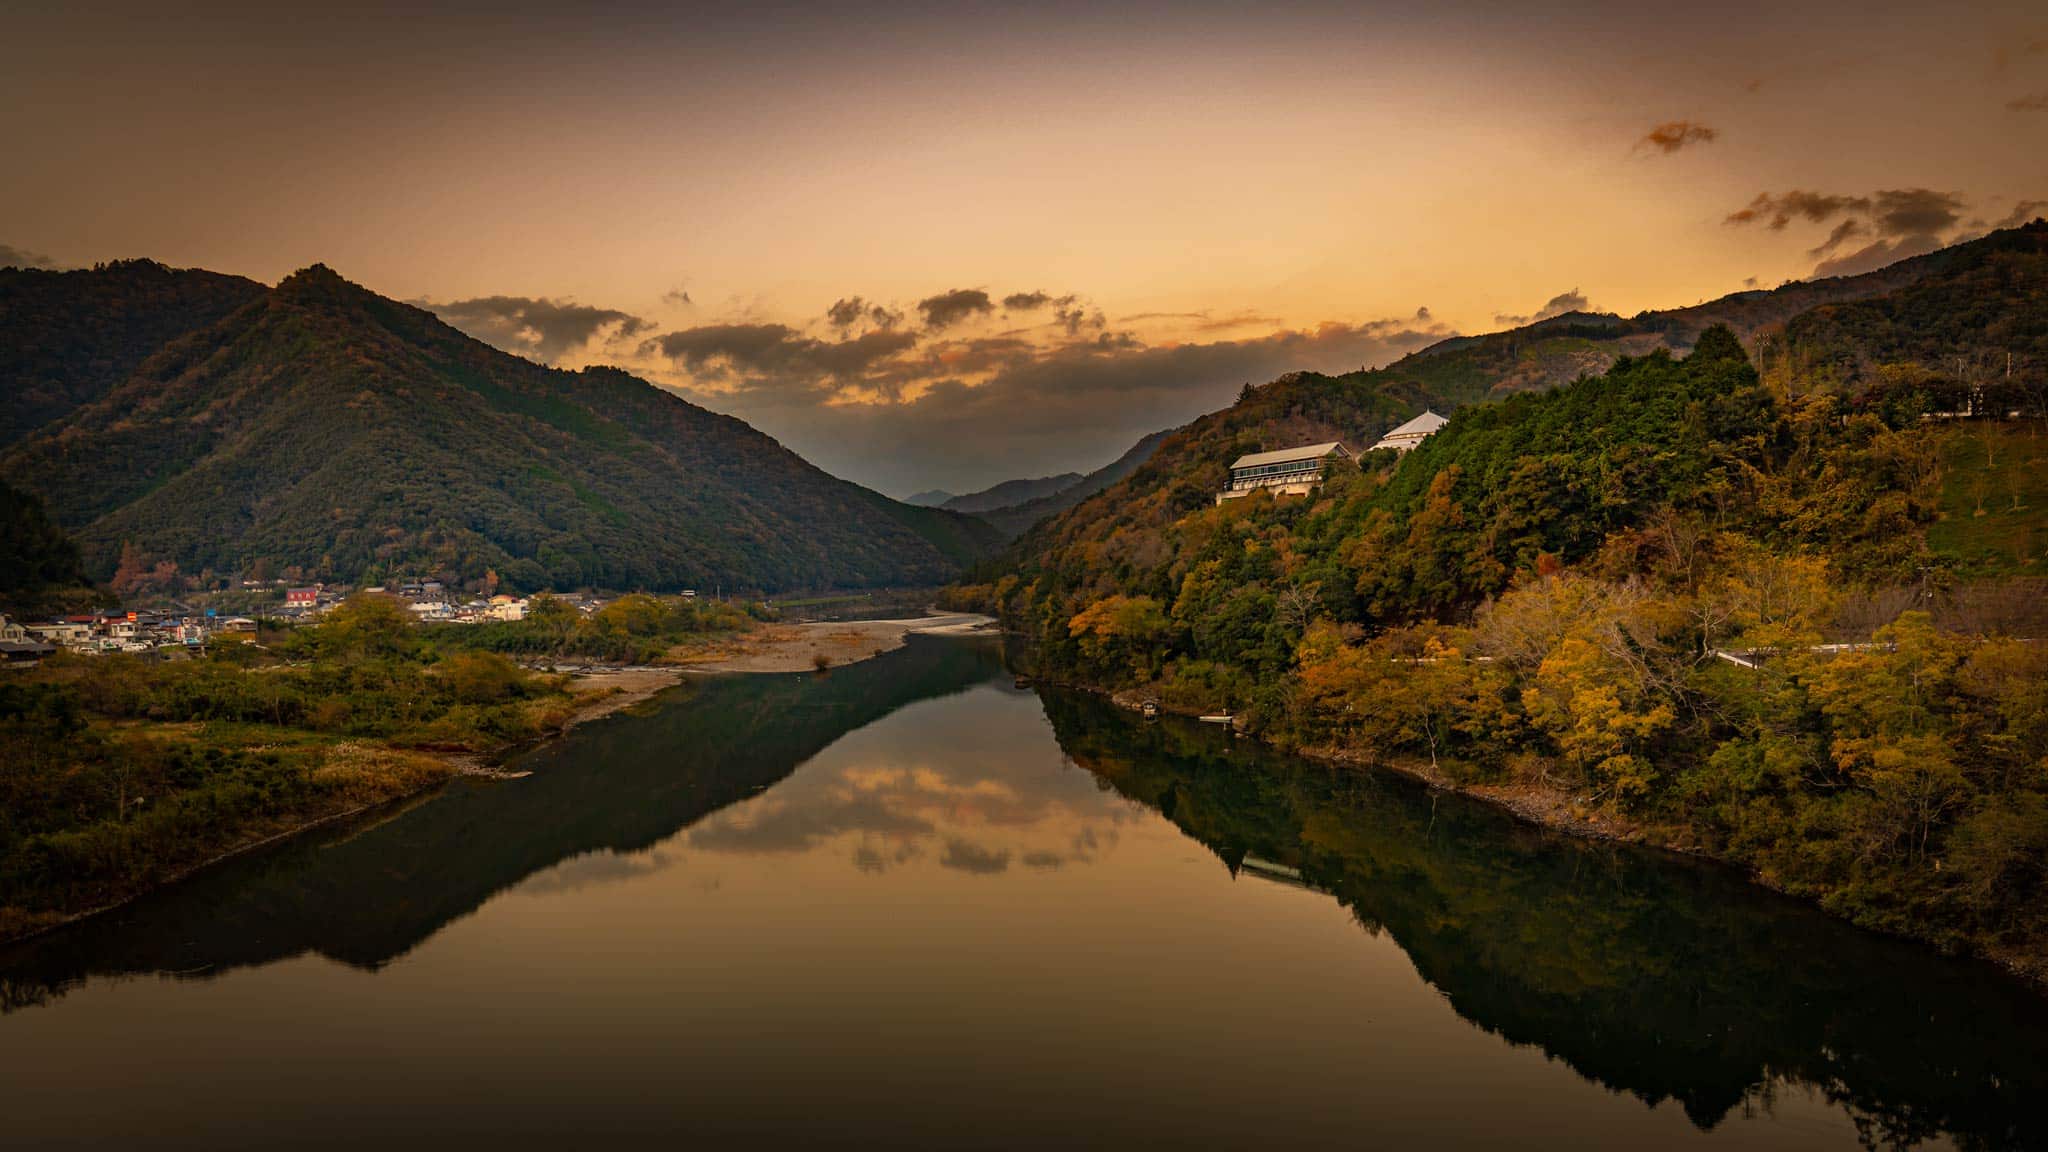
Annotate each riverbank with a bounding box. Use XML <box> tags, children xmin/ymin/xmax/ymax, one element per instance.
<box><xmin>1099</xmin><ymin>683</ymin><xmax>2048</xmax><ymax>991</ymax></box>
<box><xmin>0</xmin><ymin>613</ymin><xmax>997</xmax><ymax>947</ymax></box>
<box><xmin>672</xmin><ymin>612</ymin><xmax>996</xmax><ymax>673</ymax></box>
<box><xmin>0</xmin><ymin>661</ymin><xmax>686</xmax><ymax>946</ymax></box>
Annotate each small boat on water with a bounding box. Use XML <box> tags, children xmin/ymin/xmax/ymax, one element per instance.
<box><xmin>1140</xmin><ymin>700</ymin><xmax>1159</xmax><ymax>719</ymax></box>
<box><xmin>1199</xmin><ymin>713</ymin><xmax>1234</xmax><ymax>724</ymax></box>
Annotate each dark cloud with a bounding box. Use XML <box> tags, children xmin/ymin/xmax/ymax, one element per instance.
<box><xmin>917</xmin><ymin>288</ymin><xmax>994</xmax><ymax>330</ymax></box>
<box><xmin>1494</xmin><ymin>288</ymin><xmax>1590</xmax><ymax>327</ymax></box>
<box><xmin>682</xmin><ymin>313</ymin><xmax>1453</xmax><ymax>494</ymax></box>
<box><xmin>1808</xmin><ymin>218</ymin><xmax>1870</xmax><ymax>258</ymax></box>
<box><xmin>1811</xmin><ymin>233</ymin><xmax>1949</xmax><ymax>278</ymax></box>
<box><xmin>427</xmin><ymin>295</ymin><xmax>654</xmax><ymax>363</ymax></box>
<box><xmin>646</xmin><ymin>322</ymin><xmax>918</xmax><ymax>397</ymax></box>
<box><xmin>2009</xmin><ymin>91</ymin><xmax>2048</xmax><ymax>111</ymax></box>
<box><xmin>826</xmin><ymin>295</ymin><xmax>904</xmax><ymax>331</ymax></box>
<box><xmin>1003</xmin><ymin>290</ymin><xmax>1073</xmax><ymax>311</ymax></box>
<box><xmin>1725</xmin><ymin>190</ymin><xmax>1873</xmax><ymax>229</ymax></box>
<box><xmin>1990</xmin><ymin>200</ymin><xmax>2048</xmax><ymax>229</ymax></box>
<box><xmin>1636</xmin><ymin>120</ymin><xmax>1718</xmax><ymax>154</ymax></box>
<box><xmin>1727</xmin><ymin>187</ymin><xmax>1969</xmax><ymax>279</ymax></box>
<box><xmin>662</xmin><ymin>287</ymin><xmax>693</xmax><ymax>307</ymax></box>
<box><xmin>0</xmin><ymin>244</ymin><xmax>58</xmax><ymax>270</ymax></box>
<box><xmin>939</xmin><ymin>839</ymin><xmax>1011</xmax><ymax>875</ymax></box>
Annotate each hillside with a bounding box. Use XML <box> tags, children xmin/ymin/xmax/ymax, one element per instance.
<box><xmin>959</xmin><ymin>227</ymin><xmax>2048</xmax><ymax>975</ymax></box>
<box><xmin>939</xmin><ymin>472</ymin><xmax>1084</xmax><ymax>515</ymax></box>
<box><xmin>0</xmin><ymin>478</ymin><xmax>99</xmax><ymax>615</ymax></box>
<box><xmin>998</xmin><ymin>222</ymin><xmax>2048</xmax><ymax>576</ymax></box>
<box><xmin>0</xmin><ymin>265</ymin><xmax>1001</xmax><ymax>594</ymax></box>
<box><xmin>975</xmin><ymin>428</ymin><xmax>1173</xmax><ymax>539</ymax></box>
<box><xmin>1369</xmin><ymin>227</ymin><xmax>2013</xmax><ymax>408</ymax></box>
<box><xmin>0</xmin><ymin>260</ymin><xmax>267</xmax><ymax>447</ymax></box>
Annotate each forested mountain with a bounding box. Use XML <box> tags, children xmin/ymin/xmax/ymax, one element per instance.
<box><xmin>973</xmin><ymin>428</ymin><xmax>1172</xmax><ymax>539</ymax></box>
<box><xmin>0</xmin><ymin>265</ymin><xmax>1001</xmax><ymax>593</ymax></box>
<box><xmin>1002</xmin><ymin>221</ymin><xmax>2048</xmax><ymax>575</ymax></box>
<box><xmin>959</xmin><ymin>221</ymin><xmax>2048</xmax><ymax>976</ymax></box>
<box><xmin>939</xmin><ymin>472</ymin><xmax>1084</xmax><ymax>515</ymax></box>
<box><xmin>0</xmin><ymin>478</ymin><xmax>99</xmax><ymax>615</ymax></box>
<box><xmin>0</xmin><ymin>260</ymin><xmax>266</xmax><ymax>447</ymax></box>
<box><xmin>1359</xmin><ymin>220</ymin><xmax>2035</xmax><ymax>409</ymax></box>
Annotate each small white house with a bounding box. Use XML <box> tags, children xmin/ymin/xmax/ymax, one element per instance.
<box><xmin>1217</xmin><ymin>442</ymin><xmax>1355</xmax><ymax>503</ymax></box>
<box><xmin>1371</xmin><ymin>410</ymin><xmax>1448</xmax><ymax>454</ymax></box>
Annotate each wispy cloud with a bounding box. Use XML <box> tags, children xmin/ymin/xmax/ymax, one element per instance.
<box><xmin>425</xmin><ymin>295</ymin><xmax>654</xmax><ymax>363</ymax></box>
<box><xmin>1725</xmin><ymin>187</ymin><xmax>1971</xmax><ymax>278</ymax></box>
<box><xmin>0</xmin><ymin>243</ymin><xmax>59</xmax><ymax>270</ymax></box>
<box><xmin>1494</xmin><ymin>288</ymin><xmax>1590</xmax><ymax>327</ymax></box>
<box><xmin>1635</xmin><ymin>120</ymin><xmax>1718</xmax><ymax>154</ymax></box>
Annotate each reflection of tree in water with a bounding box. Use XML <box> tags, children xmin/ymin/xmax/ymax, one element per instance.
<box><xmin>1039</xmin><ymin>690</ymin><xmax>2048</xmax><ymax>1151</ymax></box>
<box><xmin>0</xmin><ymin>637</ymin><xmax>1008</xmax><ymax>1011</ymax></box>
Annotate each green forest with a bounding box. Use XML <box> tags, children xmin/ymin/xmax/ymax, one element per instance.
<box><xmin>0</xmin><ymin>264</ymin><xmax>1000</xmax><ymax>595</ymax></box>
<box><xmin>960</xmin><ymin>296</ymin><xmax>2048</xmax><ymax>978</ymax></box>
<box><xmin>0</xmin><ymin>592</ymin><xmax>754</xmax><ymax>940</ymax></box>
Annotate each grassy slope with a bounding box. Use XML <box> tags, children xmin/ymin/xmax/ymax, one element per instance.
<box><xmin>1930</xmin><ymin>423</ymin><xmax>2048</xmax><ymax>574</ymax></box>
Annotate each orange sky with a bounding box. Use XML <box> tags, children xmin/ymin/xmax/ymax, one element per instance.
<box><xmin>5</xmin><ymin>1</ymin><xmax>2046</xmax><ymax>493</ymax></box>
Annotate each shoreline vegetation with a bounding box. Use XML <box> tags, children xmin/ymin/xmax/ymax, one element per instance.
<box><xmin>955</xmin><ymin>325</ymin><xmax>2048</xmax><ymax>991</ymax></box>
<box><xmin>0</xmin><ymin>586</ymin><xmax>984</xmax><ymax>945</ymax></box>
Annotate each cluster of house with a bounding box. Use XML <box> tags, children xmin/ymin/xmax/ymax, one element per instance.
<box><xmin>282</xmin><ymin>581</ymin><xmax>538</xmax><ymax>624</ymax></box>
<box><xmin>0</xmin><ymin>581</ymin><xmax>619</xmax><ymax>667</ymax></box>
<box><xmin>1216</xmin><ymin>409</ymin><xmax>1446</xmax><ymax>503</ymax></box>
<box><xmin>0</xmin><ymin>610</ymin><xmax>258</xmax><ymax>664</ymax></box>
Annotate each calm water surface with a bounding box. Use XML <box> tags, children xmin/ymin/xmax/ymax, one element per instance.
<box><xmin>2</xmin><ymin>636</ymin><xmax>2044</xmax><ymax>1150</ymax></box>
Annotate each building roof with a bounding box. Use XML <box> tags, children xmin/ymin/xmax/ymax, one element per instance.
<box><xmin>1229</xmin><ymin>441</ymin><xmax>1349</xmax><ymax>470</ymax></box>
<box><xmin>1376</xmin><ymin>410</ymin><xmax>1448</xmax><ymax>442</ymax></box>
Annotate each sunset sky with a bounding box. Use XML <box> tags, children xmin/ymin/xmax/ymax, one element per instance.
<box><xmin>5</xmin><ymin>0</ymin><xmax>2046</xmax><ymax>495</ymax></box>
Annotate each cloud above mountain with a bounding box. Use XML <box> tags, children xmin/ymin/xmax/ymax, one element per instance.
<box><xmin>426</xmin><ymin>295</ymin><xmax>655</xmax><ymax>362</ymax></box>
<box><xmin>1494</xmin><ymin>289</ymin><xmax>1591</xmax><ymax>327</ymax></box>
<box><xmin>1725</xmin><ymin>187</ymin><xmax>1973</xmax><ymax>278</ymax></box>
<box><xmin>644</xmin><ymin>306</ymin><xmax>1451</xmax><ymax>493</ymax></box>
<box><xmin>0</xmin><ymin>244</ymin><xmax>59</xmax><ymax>270</ymax></box>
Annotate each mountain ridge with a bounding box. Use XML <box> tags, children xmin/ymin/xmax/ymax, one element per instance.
<box><xmin>0</xmin><ymin>264</ymin><xmax>1001</xmax><ymax>593</ymax></box>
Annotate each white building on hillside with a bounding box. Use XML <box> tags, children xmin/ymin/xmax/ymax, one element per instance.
<box><xmin>1217</xmin><ymin>441</ymin><xmax>1354</xmax><ymax>503</ymax></box>
<box><xmin>1371</xmin><ymin>410</ymin><xmax>1448</xmax><ymax>453</ymax></box>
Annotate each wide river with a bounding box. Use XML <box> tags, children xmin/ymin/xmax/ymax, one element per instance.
<box><xmin>2</xmin><ymin>635</ymin><xmax>2044</xmax><ymax>1150</ymax></box>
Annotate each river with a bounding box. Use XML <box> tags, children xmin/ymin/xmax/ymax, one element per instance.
<box><xmin>1</xmin><ymin>634</ymin><xmax>2043</xmax><ymax>1150</ymax></box>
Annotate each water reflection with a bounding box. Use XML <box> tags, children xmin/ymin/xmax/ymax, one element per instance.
<box><xmin>0</xmin><ymin>635</ymin><xmax>1007</xmax><ymax>1006</ymax></box>
<box><xmin>1040</xmin><ymin>690</ymin><xmax>2048</xmax><ymax>1150</ymax></box>
<box><xmin>0</xmin><ymin>636</ymin><xmax>2043</xmax><ymax>1151</ymax></box>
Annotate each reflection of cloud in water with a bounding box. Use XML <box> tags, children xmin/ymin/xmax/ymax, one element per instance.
<box><xmin>940</xmin><ymin>839</ymin><xmax>1010</xmax><ymax>875</ymax></box>
<box><xmin>520</xmin><ymin>849</ymin><xmax>679</xmax><ymax>894</ymax></box>
<box><xmin>686</xmin><ymin>693</ymin><xmax>1139</xmax><ymax>875</ymax></box>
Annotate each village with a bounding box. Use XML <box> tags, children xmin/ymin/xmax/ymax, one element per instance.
<box><xmin>0</xmin><ymin>578</ymin><xmax>672</xmax><ymax>665</ymax></box>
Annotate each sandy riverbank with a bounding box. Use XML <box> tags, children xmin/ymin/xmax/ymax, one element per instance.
<box><xmin>673</xmin><ymin>612</ymin><xmax>997</xmax><ymax>673</ymax></box>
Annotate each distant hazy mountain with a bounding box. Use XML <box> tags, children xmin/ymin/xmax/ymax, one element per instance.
<box><xmin>0</xmin><ymin>264</ymin><xmax>1001</xmax><ymax>593</ymax></box>
<box><xmin>939</xmin><ymin>473</ymin><xmax>1084</xmax><ymax>514</ymax></box>
<box><xmin>974</xmin><ymin>429</ymin><xmax>1171</xmax><ymax>539</ymax></box>
<box><xmin>904</xmin><ymin>489</ymin><xmax>955</xmax><ymax>507</ymax></box>
<box><xmin>0</xmin><ymin>259</ymin><xmax>266</xmax><ymax>447</ymax></box>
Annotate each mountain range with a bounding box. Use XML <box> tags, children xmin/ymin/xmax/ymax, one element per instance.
<box><xmin>0</xmin><ymin>264</ymin><xmax>1000</xmax><ymax>594</ymax></box>
<box><xmin>1000</xmin><ymin>220</ymin><xmax>2048</xmax><ymax>565</ymax></box>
